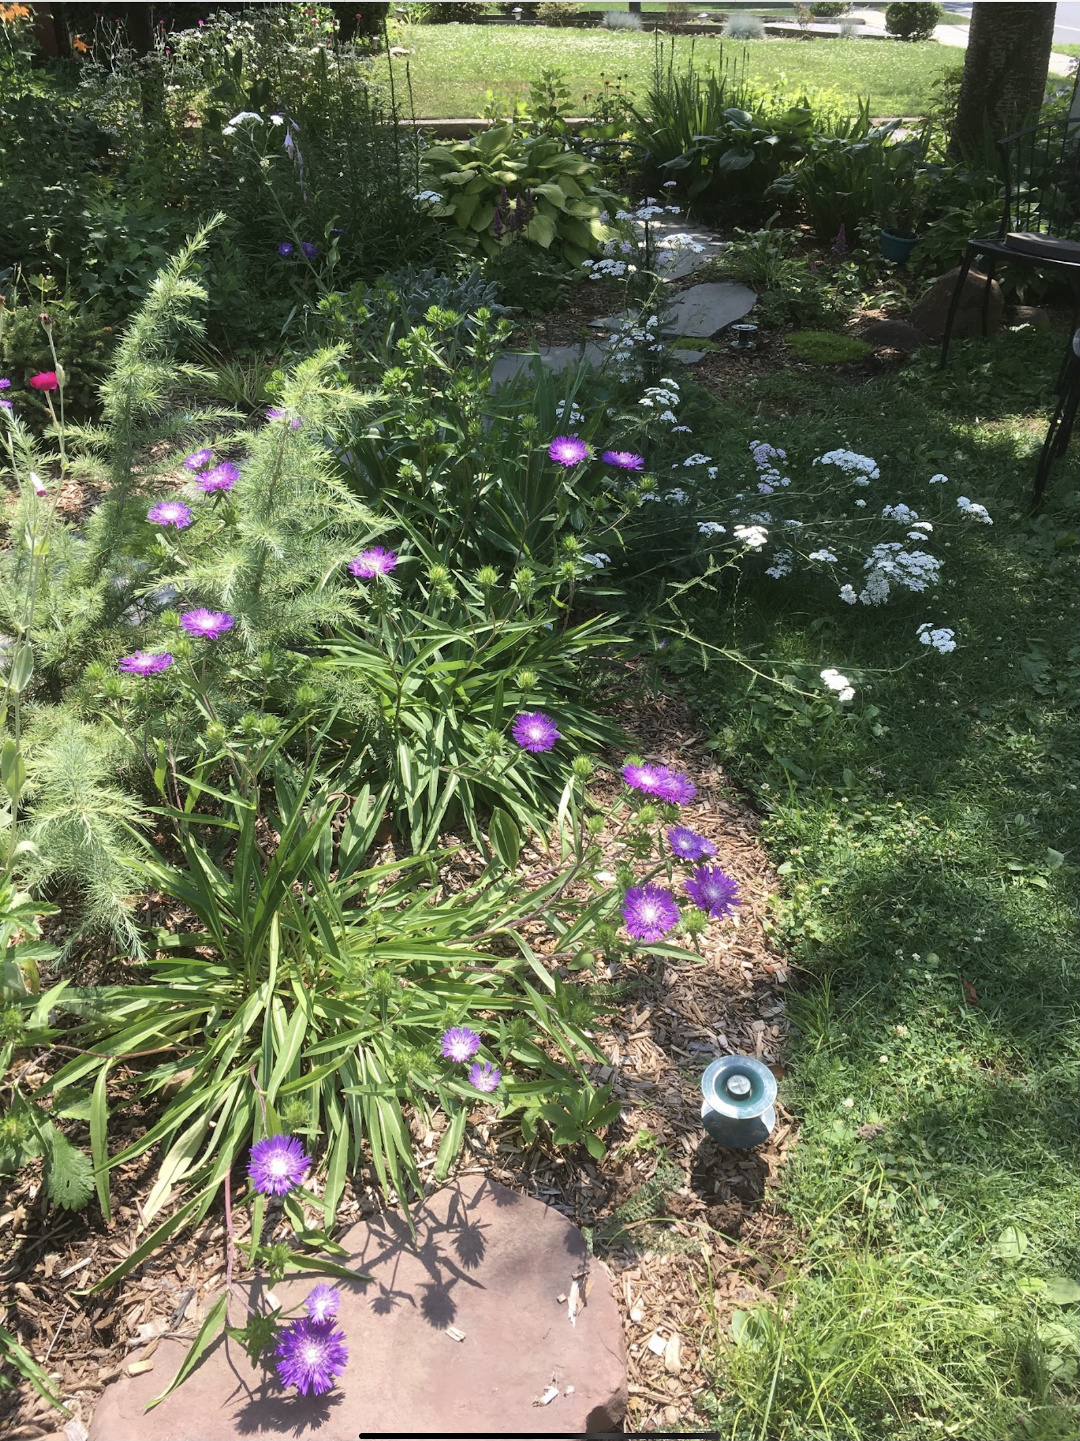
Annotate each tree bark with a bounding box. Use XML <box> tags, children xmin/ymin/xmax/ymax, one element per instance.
<box><xmin>951</xmin><ymin>2</ymin><xmax>1057</xmax><ymax>153</ymax></box>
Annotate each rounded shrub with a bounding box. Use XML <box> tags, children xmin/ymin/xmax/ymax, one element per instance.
<box><xmin>885</xmin><ymin>2</ymin><xmax>944</xmax><ymax>42</ymax></box>
<box><xmin>723</xmin><ymin>13</ymin><xmax>766</xmax><ymax>39</ymax></box>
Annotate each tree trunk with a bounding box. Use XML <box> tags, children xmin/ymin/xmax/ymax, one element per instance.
<box><xmin>951</xmin><ymin>2</ymin><xmax>1057</xmax><ymax>153</ymax></box>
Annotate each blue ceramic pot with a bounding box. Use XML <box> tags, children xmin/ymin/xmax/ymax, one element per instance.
<box><xmin>879</xmin><ymin>229</ymin><xmax>920</xmax><ymax>264</ymax></box>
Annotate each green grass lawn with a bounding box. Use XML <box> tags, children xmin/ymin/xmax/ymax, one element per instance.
<box><xmin>655</xmin><ymin>327</ymin><xmax>1080</xmax><ymax>1437</ymax></box>
<box><xmin>386</xmin><ymin>26</ymin><xmax>957</xmax><ymax>117</ymax></box>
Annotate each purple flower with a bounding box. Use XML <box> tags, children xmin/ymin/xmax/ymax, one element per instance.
<box><xmin>667</xmin><ymin>826</ymin><xmax>716</xmax><ymax>862</ymax></box>
<box><xmin>548</xmin><ymin>435</ymin><xmax>589</xmax><ymax>467</ymax></box>
<box><xmin>267</xmin><ymin>407</ymin><xmax>303</xmax><ymax>429</ymax></box>
<box><xmin>0</xmin><ymin>400</ymin><xmax>13</xmax><ymax>411</ymax></box>
<box><xmin>511</xmin><ymin>711</ymin><xmax>561</xmax><ymax>753</ymax></box>
<box><xmin>247</xmin><ymin>1134</ymin><xmax>311</xmax><ymax>1196</ymax></box>
<box><xmin>685</xmin><ymin>865</ymin><xmax>740</xmax><ymax>919</ymax></box>
<box><xmin>655</xmin><ymin>770</ymin><xmax>697</xmax><ymax>806</ymax></box>
<box><xmin>0</xmin><ymin>378</ymin><xmax>10</xmax><ymax>389</ymax></box>
<box><xmin>300</xmin><ymin>241</ymin><xmax>318</xmax><ymax>260</ymax></box>
<box><xmin>183</xmin><ymin>447</ymin><xmax>214</xmax><ymax>471</ymax></box>
<box><xmin>601</xmin><ymin>450</ymin><xmax>644</xmax><ymax>471</ymax></box>
<box><xmin>118</xmin><ymin>651</ymin><xmax>174</xmax><ymax>676</ymax></box>
<box><xmin>277</xmin><ymin>241</ymin><xmax>295</xmax><ymax>256</ymax></box>
<box><xmin>196</xmin><ymin>461</ymin><xmax>239</xmax><ymax>493</ymax></box>
<box><xmin>441</xmin><ymin>1026</ymin><xmax>481</xmax><ymax>1063</ymax></box>
<box><xmin>304</xmin><ymin>1285</ymin><xmax>341</xmax><ymax>1324</ymax></box>
<box><xmin>622</xmin><ymin>884</ymin><xmax>680</xmax><ymax>942</ymax></box>
<box><xmin>180</xmin><ymin>608</ymin><xmax>235</xmax><ymax>640</ymax></box>
<box><xmin>147</xmin><ymin>499</ymin><xmax>193</xmax><ymax>529</ymax></box>
<box><xmin>622</xmin><ymin>762</ymin><xmax>696</xmax><ymax>805</ymax></box>
<box><xmin>275</xmin><ymin>1316</ymin><xmax>348</xmax><ymax>1396</ymax></box>
<box><xmin>348</xmin><ymin>547</ymin><xmax>397</xmax><ymax>579</ymax></box>
<box><xmin>468</xmin><ymin>1061</ymin><xmax>501</xmax><ymax>1093</ymax></box>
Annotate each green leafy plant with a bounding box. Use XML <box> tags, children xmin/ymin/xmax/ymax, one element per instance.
<box><xmin>420</xmin><ymin>124</ymin><xmax>617</xmax><ymax>266</ymax></box>
<box><xmin>885</xmin><ymin>2</ymin><xmax>943</xmax><ymax>43</ymax></box>
<box><xmin>786</xmin><ymin>330</ymin><xmax>872</xmax><ymax>363</ymax></box>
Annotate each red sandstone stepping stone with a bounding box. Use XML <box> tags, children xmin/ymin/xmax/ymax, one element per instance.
<box><xmin>88</xmin><ymin>1177</ymin><xmax>626</xmax><ymax>1439</ymax></box>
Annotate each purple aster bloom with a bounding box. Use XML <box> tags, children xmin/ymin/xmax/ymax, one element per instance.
<box><xmin>247</xmin><ymin>1134</ymin><xmax>311</xmax><ymax>1196</ymax></box>
<box><xmin>622</xmin><ymin>761</ymin><xmax>670</xmax><ymax>796</ymax></box>
<box><xmin>441</xmin><ymin>1026</ymin><xmax>481</xmax><ymax>1063</ymax></box>
<box><xmin>266</xmin><ymin>407</ymin><xmax>304</xmax><ymax>429</ymax></box>
<box><xmin>118</xmin><ymin>651</ymin><xmax>174</xmax><ymax>676</ymax></box>
<box><xmin>468</xmin><ymin>1060</ymin><xmax>501</xmax><ymax>1093</ymax></box>
<box><xmin>667</xmin><ymin>826</ymin><xmax>716</xmax><ymax>862</ymax></box>
<box><xmin>622</xmin><ymin>884</ymin><xmax>680</xmax><ymax>942</ymax></box>
<box><xmin>300</xmin><ymin>241</ymin><xmax>318</xmax><ymax>260</ymax></box>
<box><xmin>685</xmin><ymin>865</ymin><xmax>741</xmax><ymax>919</ymax></box>
<box><xmin>654</xmin><ymin>770</ymin><xmax>697</xmax><ymax>806</ymax></box>
<box><xmin>548</xmin><ymin>435</ymin><xmax>589</xmax><ymax>467</ymax></box>
<box><xmin>183</xmin><ymin>447</ymin><xmax>214</xmax><ymax>471</ymax></box>
<box><xmin>304</xmin><ymin>1285</ymin><xmax>341</xmax><ymax>1324</ymax></box>
<box><xmin>275</xmin><ymin>1316</ymin><xmax>348</xmax><ymax>1396</ymax></box>
<box><xmin>196</xmin><ymin>461</ymin><xmax>239</xmax><ymax>493</ymax></box>
<box><xmin>180</xmin><ymin>608</ymin><xmax>235</xmax><ymax>640</ymax></box>
<box><xmin>277</xmin><ymin>241</ymin><xmax>294</xmax><ymax>256</ymax></box>
<box><xmin>347</xmin><ymin>547</ymin><xmax>397</xmax><ymax>579</ymax></box>
<box><xmin>601</xmin><ymin>449</ymin><xmax>645</xmax><ymax>471</ymax></box>
<box><xmin>511</xmin><ymin>711</ymin><xmax>561</xmax><ymax>753</ymax></box>
<box><xmin>0</xmin><ymin>400</ymin><xmax>13</xmax><ymax>411</ymax></box>
<box><xmin>147</xmin><ymin>499</ymin><xmax>193</xmax><ymax>529</ymax></box>
<box><xmin>0</xmin><ymin>378</ymin><xmax>10</xmax><ymax>389</ymax></box>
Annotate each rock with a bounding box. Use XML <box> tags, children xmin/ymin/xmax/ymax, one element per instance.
<box><xmin>1006</xmin><ymin>305</ymin><xmax>1051</xmax><ymax>329</ymax></box>
<box><xmin>88</xmin><ymin>1177</ymin><xmax>626</xmax><ymax>1441</ymax></box>
<box><xmin>490</xmin><ymin>342</ymin><xmax>608</xmax><ymax>387</ymax></box>
<box><xmin>910</xmin><ymin>265</ymin><xmax>1004</xmax><ymax>341</ymax></box>
<box><xmin>592</xmin><ymin>280</ymin><xmax>756</xmax><ymax>339</ymax></box>
<box><xmin>852</xmin><ymin>319</ymin><xmax>928</xmax><ymax>353</ymax></box>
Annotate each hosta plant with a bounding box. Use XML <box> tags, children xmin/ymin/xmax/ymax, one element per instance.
<box><xmin>418</xmin><ymin>124</ymin><xmax>618</xmax><ymax>266</ymax></box>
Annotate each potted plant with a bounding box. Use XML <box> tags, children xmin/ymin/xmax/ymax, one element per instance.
<box><xmin>873</xmin><ymin>142</ymin><xmax>927</xmax><ymax>263</ymax></box>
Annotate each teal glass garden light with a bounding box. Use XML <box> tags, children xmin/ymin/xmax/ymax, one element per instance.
<box><xmin>700</xmin><ymin>1055</ymin><xmax>777</xmax><ymax>1148</ymax></box>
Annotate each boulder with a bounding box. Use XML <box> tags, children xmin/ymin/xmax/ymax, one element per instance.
<box><xmin>852</xmin><ymin>318</ymin><xmax>928</xmax><ymax>353</ymax></box>
<box><xmin>911</xmin><ymin>266</ymin><xmax>1004</xmax><ymax>341</ymax></box>
<box><xmin>88</xmin><ymin>1177</ymin><xmax>626</xmax><ymax>1440</ymax></box>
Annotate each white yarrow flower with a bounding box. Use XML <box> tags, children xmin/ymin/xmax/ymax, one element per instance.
<box><xmin>917</xmin><ymin>623</ymin><xmax>957</xmax><ymax>653</ymax></box>
<box><xmin>956</xmin><ymin>495</ymin><xmax>993</xmax><ymax>524</ymax></box>
<box><xmin>734</xmin><ymin>524</ymin><xmax>768</xmax><ymax>549</ymax></box>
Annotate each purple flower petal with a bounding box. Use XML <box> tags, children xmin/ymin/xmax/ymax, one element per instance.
<box><xmin>468</xmin><ymin>1061</ymin><xmax>501</xmax><ymax>1093</ymax></box>
<box><xmin>147</xmin><ymin>500</ymin><xmax>194</xmax><ymax>529</ymax></box>
<box><xmin>511</xmin><ymin>711</ymin><xmax>561</xmax><ymax>753</ymax></box>
<box><xmin>685</xmin><ymin>865</ymin><xmax>740</xmax><ymax>919</ymax></box>
<box><xmin>347</xmin><ymin>547</ymin><xmax>397</xmax><ymax>579</ymax></box>
<box><xmin>601</xmin><ymin>449</ymin><xmax>644</xmax><ymax>471</ymax></box>
<box><xmin>183</xmin><ymin>448</ymin><xmax>214</xmax><ymax>471</ymax></box>
<box><xmin>667</xmin><ymin>826</ymin><xmax>716</xmax><ymax>862</ymax></box>
<box><xmin>180</xmin><ymin>608</ymin><xmax>235</xmax><ymax>640</ymax></box>
<box><xmin>441</xmin><ymin>1026</ymin><xmax>481</xmax><ymax>1063</ymax></box>
<box><xmin>247</xmin><ymin>1134</ymin><xmax>311</xmax><ymax>1196</ymax></box>
<box><xmin>621</xmin><ymin>884</ymin><xmax>680</xmax><ymax>942</ymax></box>
<box><xmin>304</xmin><ymin>1285</ymin><xmax>341</xmax><ymax>1324</ymax></box>
<box><xmin>622</xmin><ymin>762</ymin><xmax>696</xmax><ymax>805</ymax></box>
<box><xmin>196</xmin><ymin>461</ymin><xmax>239</xmax><ymax>493</ymax></box>
<box><xmin>548</xmin><ymin>435</ymin><xmax>589</xmax><ymax>467</ymax></box>
<box><xmin>118</xmin><ymin>651</ymin><xmax>174</xmax><ymax>677</ymax></box>
<box><xmin>300</xmin><ymin>241</ymin><xmax>318</xmax><ymax>260</ymax></box>
<box><xmin>277</xmin><ymin>241</ymin><xmax>295</xmax><ymax>256</ymax></box>
<box><xmin>275</xmin><ymin>1316</ymin><xmax>348</xmax><ymax>1395</ymax></box>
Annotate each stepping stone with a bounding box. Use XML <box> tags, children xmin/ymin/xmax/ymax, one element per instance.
<box><xmin>491</xmin><ymin>342</ymin><xmax>608</xmax><ymax>387</ymax></box>
<box><xmin>648</xmin><ymin>219</ymin><xmax>727</xmax><ymax>281</ymax></box>
<box><xmin>88</xmin><ymin>1177</ymin><xmax>627</xmax><ymax>1440</ymax></box>
<box><xmin>591</xmin><ymin>281</ymin><xmax>756</xmax><ymax>340</ymax></box>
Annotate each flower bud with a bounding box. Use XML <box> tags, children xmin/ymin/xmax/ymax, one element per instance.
<box><xmin>39</xmin><ymin>312</ymin><xmax>53</xmax><ymax>329</ymax></box>
<box><xmin>258</xmin><ymin>715</ymin><xmax>280</xmax><ymax>738</ymax></box>
<box><xmin>295</xmin><ymin>683</ymin><xmax>318</xmax><ymax>708</ymax></box>
<box><xmin>476</xmin><ymin>565</ymin><xmax>499</xmax><ymax>589</ymax></box>
<box><xmin>636</xmin><ymin>803</ymin><xmax>658</xmax><ymax>826</ymax></box>
<box><xmin>681</xmin><ymin>907</ymin><xmax>708</xmax><ymax>938</ymax></box>
<box><xmin>571</xmin><ymin>754</ymin><xmax>593</xmax><ymax>780</ymax></box>
<box><xmin>205</xmin><ymin>721</ymin><xmax>227</xmax><ymax>744</ymax></box>
<box><xmin>586</xmin><ymin>813</ymin><xmax>606</xmax><ymax>836</ymax></box>
<box><xmin>515</xmin><ymin>668</ymin><xmax>537</xmax><ymax>691</ymax></box>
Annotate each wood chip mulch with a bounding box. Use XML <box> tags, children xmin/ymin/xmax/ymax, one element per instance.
<box><xmin>0</xmin><ymin>684</ymin><xmax>797</xmax><ymax>1439</ymax></box>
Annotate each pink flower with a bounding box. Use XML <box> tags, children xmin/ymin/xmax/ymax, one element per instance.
<box><xmin>29</xmin><ymin>371</ymin><xmax>59</xmax><ymax>392</ymax></box>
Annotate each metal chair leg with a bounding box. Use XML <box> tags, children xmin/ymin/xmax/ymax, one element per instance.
<box><xmin>939</xmin><ymin>250</ymin><xmax>974</xmax><ymax>370</ymax></box>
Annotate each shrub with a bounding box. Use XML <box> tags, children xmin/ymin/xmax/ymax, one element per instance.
<box><xmin>786</xmin><ymin>330</ymin><xmax>871</xmax><ymax>363</ymax></box>
<box><xmin>809</xmin><ymin>2</ymin><xmax>852</xmax><ymax>16</ymax></box>
<box><xmin>885</xmin><ymin>2</ymin><xmax>943</xmax><ymax>42</ymax></box>
<box><xmin>537</xmin><ymin>1</ymin><xmax>581</xmax><ymax>24</ymax></box>
<box><xmin>722</xmin><ymin>14</ymin><xmax>766</xmax><ymax>39</ymax></box>
<box><xmin>603</xmin><ymin>9</ymin><xmax>643</xmax><ymax>30</ymax></box>
<box><xmin>424</xmin><ymin>2</ymin><xmax>489</xmax><ymax>20</ymax></box>
<box><xmin>419</xmin><ymin>125</ymin><xmax>617</xmax><ymax>266</ymax></box>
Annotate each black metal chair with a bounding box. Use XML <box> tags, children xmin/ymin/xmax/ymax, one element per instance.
<box><xmin>1033</xmin><ymin>326</ymin><xmax>1080</xmax><ymax>504</ymax></box>
<box><xmin>939</xmin><ymin>117</ymin><xmax>1080</xmax><ymax>368</ymax></box>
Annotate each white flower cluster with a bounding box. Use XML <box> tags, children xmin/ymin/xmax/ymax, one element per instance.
<box><xmin>928</xmin><ymin>473</ymin><xmax>949</xmax><ymax>484</ymax></box>
<box><xmin>765</xmin><ymin>549</ymin><xmax>795</xmax><ymax>579</ymax></box>
<box><xmin>808</xmin><ymin>549</ymin><xmax>837</xmax><ymax>563</ymax></box>
<box><xmin>223</xmin><ymin>109</ymin><xmax>263</xmax><ymax>135</ymax></box>
<box><xmin>556</xmin><ymin>400</ymin><xmax>584</xmax><ymax>427</ymax></box>
<box><xmin>682</xmin><ymin>453</ymin><xmax>712</xmax><ymax>467</ymax></box>
<box><xmin>414</xmin><ymin>189</ymin><xmax>444</xmax><ymax>204</ymax></box>
<box><xmin>581</xmin><ymin>552</ymin><xmax>611</xmax><ymax>571</ymax></box>
<box><xmin>882</xmin><ymin>503</ymin><xmax>918</xmax><ymax>524</ymax></box>
<box><xmin>734</xmin><ymin>524</ymin><xmax>769</xmax><ymax>549</ymax></box>
<box><xmin>667</xmin><ymin>487</ymin><xmax>690</xmax><ymax>505</ymax></box>
<box><xmin>697</xmin><ymin>521</ymin><xmax>726</xmax><ymax>536</ymax></box>
<box><xmin>749</xmin><ymin>438</ymin><xmax>791</xmax><ymax>495</ymax></box>
<box><xmin>821</xmin><ymin>668</ymin><xmax>855</xmax><ymax>703</ymax></box>
<box><xmin>639</xmin><ymin>382</ymin><xmax>680</xmax><ymax>409</ymax></box>
<box><xmin>859</xmin><ymin>543</ymin><xmax>942</xmax><ymax>604</ymax></box>
<box><xmin>956</xmin><ymin>495</ymin><xmax>993</xmax><ymax>524</ymax></box>
<box><xmin>584</xmin><ymin>257</ymin><xmax>634</xmax><ymax>280</ymax></box>
<box><xmin>917</xmin><ymin>623</ymin><xmax>957</xmax><ymax>653</ymax></box>
<box><xmin>813</xmin><ymin>449</ymin><xmax>880</xmax><ymax>484</ymax></box>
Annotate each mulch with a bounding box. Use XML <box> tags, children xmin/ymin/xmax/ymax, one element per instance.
<box><xmin>0</xmin><ymin>672</ymin><xmax>795</xmax><ymax>1439</ymax></box>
